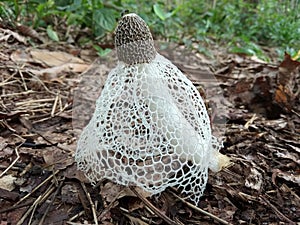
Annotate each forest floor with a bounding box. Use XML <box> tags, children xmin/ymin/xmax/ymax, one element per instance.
<box><xmin>0</xmin><ymin>28</ymin><xmax>299</xmax><ymax>225</ymax></box>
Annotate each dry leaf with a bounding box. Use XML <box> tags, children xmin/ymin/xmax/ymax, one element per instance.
<box><xmin>16</xmin><ymin>24</ymin><xmax>44</xmax><ymax>43</ymax></box>
<box><xmin>100</xmin><ymin>182</ymin><xmax>151</xmax><ymax>203</ymax></box>
<box><xmin>278</xmin><ymin>52</ymin><xmax>300</xmax><ymax>80</ymax></box>
<box><xmin>100</xmin><ymin>182</ymin><xmax>125</xmax><ymax>202</ymax></box>
<box><xmin>61</xmin><ymin>183</ymin><xmax>80</xmax><ymax>204</ymax></box>
<box><xmin>275</xmin><ymin>52</ymin><xmax>300</xmax><ymax>107</ymax></box>
<box><xmin>63</xmin><ymin>164</ymin><xmax>89</xmax><ymax>183</ymax></box>
<box><xmin>272</xmin><ymin>169</ymin><xmax>300</xmax><ymax>185</ymax></box>
<box><xmin>10</xmin><ymin>49</ymin><xmax>31</xmax><ymax>63</ymax></box>
<box><xmin>29</xmin><ymin>63</ymin><xmax>90</xmax><ymax>78</ymax></box>
<box><xmin>216</xmin><ymin>152</ymin><xmax>233</xmax><ymax>171</ymax></box>
<box><xmin>42</xmin><ymin>149</ymin><xmax>74</xmax><ymax>170</ymax></box>
<box><xmin>0</xmin><ymin>175</ymin><xmax>17</xmax><ymax>191</ymax></box>
<box><xmin>30</xmin><ymin>49</ymin><xmax>85</xmax><ymax>67</ymax></box>
<box><xmin>245</xmin><ymin>168</ymin><xmax>263</xmax><ymax>191</ymax></box>
<box><xmin>124</xmin><ymin>214</ymin><xmax>150</xmax><ymax>225</ymax></box>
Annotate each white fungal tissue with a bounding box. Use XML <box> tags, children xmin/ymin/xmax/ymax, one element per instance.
<box><xmin>75</xmin><ymin>13</ymin><xmax>228</xmax><ymax>204</ymax></box>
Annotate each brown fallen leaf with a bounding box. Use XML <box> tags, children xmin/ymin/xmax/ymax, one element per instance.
<box><xmin>61</xmin><ymin>183</ymin><xmax>80</xmax><ymax>204</ymax></box>
<box><xmin>245</xmin><ymin>168</ymin><xmax>263</xmax><ymax>191</ymax></box>
<box><xmin>123</xmin><ymin>214</ymin><xmax>150</xmax><ymax>225</ymax></box>
<box><xmin>29</xmin><ymin>62</ymin><xmax>90</xmax><ymax>79</ymax></box>
<box><xmin>11</xmin><ymin>48</ymin><xmax>88</xmax><ymax>68</ymax></box>
<box><xmin>274</xmin><ymin>85</ymin><xmax>290</xmax><ymax>108</ymax></box>
<box><xmin>7</xmin><ymin>206</ymin><xmax>28</xmax><ymax>225</ymax></box>
<box><xmin>0</xmin><ymin>188</ymin><xmax>19</xmax><ymax>201</ymax></box>
<box><xmin>272</xmin><ymin>169</ymin><xmax>300</xmax><ymax>185</ymax></box>
<box><xmin>227</xmin><ymin>52</ymin><xmax>300</xmax><ymax>118</ymax></box>
<box><xmin>42</xmin><ymin>148</ymin><xmax>74</xmax><ymax>170</ymax></box>
<box><xmin>100</xmin><ymin>182</ymin><xmax>151</xmax><ymax>203</ymax></box>
<box><xmin>10</xmin><ymin>49</ymin><xmax>31</xmax><ymax>63</ymax></box>
<box><xmin>16</xmin><ymin>23</ymin><xmax>45</xmax><ymax>43</ymax></box>
<box><xmin>278</xmin><ymin>52</ymin><xmax>300</xmax><ymax>85</ymax></box>
<box><xmin>0</xmin><ymin>175</ymin><xmax>17</xmax><ymax>191</ymax></box>
<box><xmin>275</xmin><ymin>52</ymin><xmax>300</xmax><ymax>108</ymax></box>
<box><xmin>30</xmin><ymin>49</ymin><xmax>85</xmax><ymax>67</ymax></box>
<box><xmin>63</xmin><ymin>164</ymin><xmax>89</xmax><ymax>183</ymax></box>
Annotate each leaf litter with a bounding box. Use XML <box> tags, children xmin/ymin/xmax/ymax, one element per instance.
<box><xmin>0</xmin><ymin>27</ymin><xmax>299</xmax><ymax>225</ymax></box>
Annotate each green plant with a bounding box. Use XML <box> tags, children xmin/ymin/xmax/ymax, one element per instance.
<box><xmin>0</xmin><ymin>0</ymin><xmax>119</xmax><ymax>40</ymax></box>
<box><xmin>1</xmin><ymin>0</ymin><xmax>299</xmax><ymax>60</ymax></box>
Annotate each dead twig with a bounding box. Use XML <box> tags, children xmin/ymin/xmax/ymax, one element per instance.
<box><xmin>33</xmin><ymin>129</ymin><xmax>72</xmax><ymax>153</ymax></box>
<box><xmin>13</xmin><ymin>170</ymin><xmax>59</xmax><ymax>207</ymax></box>
<box><xmin>0</xmin><ymin>90</ymin><xmax>35</xmax><ymax>97</ymax></box>
<box><xmin>28</xmin><ymin>194</ymin><xmax>41</xmax><ymax>225</ymax></box>
<box><xmin>17</xmin><ymin>195</ymin><xmax>43</xmax><ymax>225</ymax></box>
<box><xmin>130</xmin><ymin>186</ymin><xmax>179</xmax><ymax>225</ymax></box>
<box><xmin>15</xmin><ymin>98</ymin><xmax>56</xmax><ymax>106</ymax></box>
<box><xmin>0</xmin><ymin>140</ymin><xmax>22</xmax><ymax>178</ymax></box>
<box><xmin>18</xmin><ymin>68</ymin><xmax>28</xmax><ymax>91</ymax></box>
<box><xmin>67</xmin><ymin>211</ymin><xmax>85</xmax><ymax>222</ymax></box>
<box><xmin>291</xmin><ymin>109</ymin><xmax>300</xmax><ymax>118</ymax></box>
<box><xmin>51</xmin><ymin>92</ymin><xmax>60</xmax><ymax>117</ymax></box>
<box><xmin>22</xmin><ymin>180</ymin><xmax>56</xmax><ymax>225</ymax></box>
<box><xmin>259</xmin><ymin>195</ymin><xmax>296</xmax><ymax>224</ymax></box>
<box><xmin>80</xmin><ymin>182</ymin><xmax>98</xmax><ymax>225</ymax></box>
<box><xmin>38</xmin><ymin>178</ymin><xmax>65</xmax><ymax>225</ymax></box>
<box><xmin>98</xmin><ymin>191</ymin><xmax>120</xmax><ymax>221</ymax></box>
<box><xmin>170</xmin><ymin>191</ymin><xmax>233</xmax><ymax>225</ymax></box>
<box><xmin>244</xmin><ymin>113</ymin><xmax>258</xmax><ymax>129</ymax></box>
<box><xmin>0</xmin><ymin>200</ymin><xmax>35</xmax><ymax>214</ymax></box>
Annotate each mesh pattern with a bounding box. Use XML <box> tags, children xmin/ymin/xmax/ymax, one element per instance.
<box><xmin>114</xmin><ymin>13</ymin><xmax>156</xmax><ymax>65</ymax></box>
<box><xmin>75</xmin><ymin>53</ymin><xmax>222</xmax><ymax>204</ymax></box>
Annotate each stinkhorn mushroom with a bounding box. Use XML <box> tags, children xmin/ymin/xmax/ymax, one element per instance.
<box><xmin>75</xmin><ymin>13</ymin><xmax>230</xmax><ymax>204</ymax></box>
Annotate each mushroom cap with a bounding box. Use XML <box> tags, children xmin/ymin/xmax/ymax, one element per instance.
<box><xmin>115</xmin><ymin>13</ymin><xmax>156</xmax><ymax>65</ymax></box>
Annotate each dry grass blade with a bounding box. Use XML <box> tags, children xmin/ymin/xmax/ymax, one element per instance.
<box><xmin>0</xmin><ymin>140</ymin><xmax>22</xmax><ymax>178</ymax></box>
<box><xmin>13</xmin><ymin>170</ymin><xmax>59</xmax><ymax>207</ymax></box>
<box><xmin>51</xmin><ymin>92</ymin><xmax>60</xmax><ymax>117</ymax></box>
<box><xmin>15</xmin><ymin>98</ymin><xmax>56</xmax><ymax>106</ymax></box>
<box><xmin>38</xmin><ymin>179</ymin><xmax>65</xmax><ymax>225</ymax></box>
<box><xmin>67</xmin><ymin>211</ymin><xmax>85</xmax><ymax>223</ymax></box>
<box><xmin>98</xmin><ymin>192</ymin><xmax>120</xmax><ymax>221</ymax></box>
<box><xmin>16</xmin><ymin>195</ymin><xmax>43</xmax><ymax>225</ymax></box>
<box><xmin>170</xmin><ymin>191</ymin><xmax>233</xmax><ymax>225</ymax></box>
<box><xmin>18</xmin><ymin>179</ymin><xmax>56</xmax><ymax>224</ymax></box>
<box><xmin>130</xmin><ymin>187</ymin><xmax>179</xmax><ymax>225</ymax></box>
<box><xmin>259</xmin><ymin>195</ymin><xmax>296</xmax><ymax>224</ymax></box>
<box><xmin>123</xmin><ymin>213</ymin><xmax>150</xmax><ymax>225</ymax></box>
<box><xmin>0</xmin><ymin>200</ymin><xmax>34</xmax><ymax>214</ymax></box>
<box><xmin>80</xmin><ymin>182</ymin><xmax>98</xmax><ymax>225</ymax></box>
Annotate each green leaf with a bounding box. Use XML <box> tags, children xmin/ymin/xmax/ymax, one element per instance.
<box><xmin>46</xmin><ymin>25</ymin><xmax>59</xmax><ymax>42</ymax></box>
<box><xmin>153</xmin><ymin>4</ymin><xmax>167</xmax><ymax>21</ymax></box>
<box><xmin>93</xmin><ymin>8</ymin><xmax>116</xmax><ymax>31</ymax></box>
<box><xmin>230</xmin><ymin>46</ymin><xmax>256</xmax><ymax>55</ymax></box>
<box><xmin>93</xmin><ymin>45</ymin><xmax>111</xmax><ymax>57</ymax></box>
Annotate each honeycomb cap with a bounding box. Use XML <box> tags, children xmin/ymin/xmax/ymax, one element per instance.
<box><xmin>115</xmin><ymin>13</ymin><xmax>156</xmax><ymax>65</ymax></box>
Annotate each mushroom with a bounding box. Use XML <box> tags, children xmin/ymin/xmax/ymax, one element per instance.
<box><xmin>75</xmin><ymin>13</ymin><xmax>230</xmax><ymax>204</ymax></box>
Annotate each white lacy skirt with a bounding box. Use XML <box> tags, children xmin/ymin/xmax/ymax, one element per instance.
<box><xmin>75</xmin><ymin>53</ymin><xmax>222</xmax><ymax>204</ymax></box>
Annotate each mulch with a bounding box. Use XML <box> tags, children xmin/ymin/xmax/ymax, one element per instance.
<box><xmin>0</xmin><ymin>29</ymin><xmax>299</xmax><ymax>225</ymax></box>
